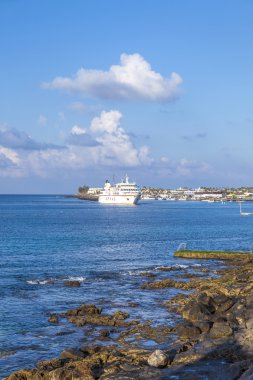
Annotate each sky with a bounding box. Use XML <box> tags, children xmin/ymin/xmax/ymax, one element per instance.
<box><xmin>1</xmin><ymin>0</ymin><xmax>253</xmax><ymax>193</ymax></box>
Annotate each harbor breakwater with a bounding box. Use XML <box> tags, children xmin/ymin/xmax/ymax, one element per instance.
<box><xmin>5</xmin><ymin>252</ymin><xmax>253</xmax><ymax>380</ymax></box>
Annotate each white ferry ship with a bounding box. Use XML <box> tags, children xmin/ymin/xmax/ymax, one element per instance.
<box><xmin>98</xmin><ymin>175</ymin><xmax>141</xmax><ymax>205</ymax></box>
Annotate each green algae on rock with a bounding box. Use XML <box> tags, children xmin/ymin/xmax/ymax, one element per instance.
<box><xmin>174</xmin><ymin>250</ymin><xmax>253</xmax><ymax>260</ymax></box>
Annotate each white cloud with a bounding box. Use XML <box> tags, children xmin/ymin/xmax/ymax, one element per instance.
<box><xmin>42</xmin><ymin>53</ymin><xmax>182</xmax><ymax>102</ymax></box>
<box><xmin>71</xmin><ymin>125</ymin><xmax>87</xmax><ymax>135</ymax></box>
<box><xmin>67</xmin><ymin>125</ymin><xmax>98</xmax><ymax>147</ymax></box>
<box><xmin>90</xmin><ymin>110</ymin><xmax>122</xmax><ymax>134</ymax></box>
<box><xmin>0</xmin><ymin>146</ymin><xmax>20</xmax><ymax>165</ymax></box>
<box><xmin>88</xmin><ymin>110</ymin><xmax>150</xmax><ymax>167</ymax></box>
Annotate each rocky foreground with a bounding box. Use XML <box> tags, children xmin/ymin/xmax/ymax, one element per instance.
<box><xmin>5</xmin><ymin>256</ymin><xmax>253</xmax><ymax>379</ymax></box>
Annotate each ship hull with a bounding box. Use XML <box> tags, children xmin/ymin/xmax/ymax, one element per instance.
<box><xmin>98</xmin><ymin>194</ymin><xmax>140</xmax><ymax>205</ymax></box>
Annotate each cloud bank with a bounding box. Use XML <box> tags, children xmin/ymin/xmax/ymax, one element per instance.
<box><xmin>0</xmin><ymin>111</ymin><xmax>211</xmax><ymax>184</ymax></box>
<box><xmin>0</xmin><ymin>111</ymin><xmax>152</xmax><ymax>177</ymax></box>
<box><xmin>42</xmin><ymin>53</ymin><xmax>183</xmax><ymax>102</ymax></box>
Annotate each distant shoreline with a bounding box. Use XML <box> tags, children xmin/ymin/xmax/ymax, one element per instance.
<box><xmin>66</xmin><ymin>194</ymin><xmax>99</xmax><ymax>201</ymax></box>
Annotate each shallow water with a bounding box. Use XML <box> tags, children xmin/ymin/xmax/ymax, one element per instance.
<box><xmin>1</xmin><ymin>196</ymin><xmax>253</xmax><ymax>377</ymax></box>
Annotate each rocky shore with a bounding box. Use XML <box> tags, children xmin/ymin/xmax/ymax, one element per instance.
<box><xmin>5</xmin><ymin>254</ymin><xmax>253</xmax><ymax>379</ymax></box>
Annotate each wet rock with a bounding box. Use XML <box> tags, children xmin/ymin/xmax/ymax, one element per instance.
<box><xmin>147</xmin><ymin>349</ymin><xmax>168</xmax><ymax>368</ymax></box>
<box><xmin>182</xmin><ymin>300</ymin><xmax>212</xmax><ymax>322</ymax></box>
<box><xmin>176</xmin><ymin>323</ymin><xmax>201</xmax><ymax>340</ymax></box>
<box><xmin>213</xmin><ymin>293</ymin><xmax>230</xmax><ymax>306</ymax></box>
<box><xmin>196</xmin><ymin>293</ymin><xmax>216</xmax><ymax>313</ymax></box>
<box><xmin>229</xmin><ymin>301</ymin><xmax>246</xmax><ymax>325</ymax></box>
<box><xmin>65</xmin><ymin>306</ymin><xmax>135</xmax><ymax>328</ymax></box>
<box><xmin>138</xmin><ymin>272</ymin><xmax>156</xmax><ymax>277</ymax></box>
<box><xmin>60</xmin><ymin>348</ymin><xmax>86</xmax><ymax>360</ymax></box>
<box><xmin>65</xmin><ymin>304</ymin><xmax>102</xmax><ymax>316</ymax></box>
<box><xmin>142</xmin><ymin>278</ymin><xmax>203</xmax><ymax>290</ymax></box>
<box><xmin>236</xmin><ymin>273</ymin><xmax>250</xmax><ymax>282</ymax></box>
<box><xmin>118</xmin><ymin>323</ymin><xmax>173</xmax><ymax>344</ymax></box>
<box><xmin>128</xmin><ymin>302</ymin><xmax>139</xmax><ymax>307</ymax></box>
<box><xmin>36</xmin><ymin>358</ymin><xmax>70</xmax><ymax>371</ymax></box>
<box><xmin>210</xmin><ymin>320</ymin><xmax>233</xmax><ymax>339</ymax></box>
<box><xmin>195</xmin><ymin>321</ymin><xmax>212</xmax><ymax>333</ymax></box>
<box><xmin>79</xmin><ymin>345</ymin><xmax>102</xmax><ymax>355</ymax></box>
<box><xmin>174</xmin><ymin>272</ymin><xmax>205</xmax><ymax>279</ymax></box>
<box><xmin>112</xmin><ymin>311</ymin><xmax>129</xmax><ymax>320</ymax></box>
<box><xmin>172</xmin><ymin>349</ymin><xmax>204</xmax><ymax>365</ymax></box>
<box><xmin>157</xmin><ymin>266</ymin><xmax>183</xmax><ymax>271</ymax></box>
<box><xmin>215</xmin><ymin>299</ymin><xmax>235</xmax><ymax>313</ymax></box>
<box><xmin>164</xmin><ymin>293</ymin><xmax>187</xmax><ymax>308</ymax></box>
<box><xmin>48</xmin><ymin>314</ymin><xmax>59</xmax><ymax>324</ymax></box>
<box><xmin>63</xmin><ymin>280</ymin><xmax>81</xmax><ymax>287</ymax></box>
<box><xmin>47</xmin><ymin>361</ymin><xmax>96</xmax><ymax>380</ymax></box>
<box><xmin>3</xmin><ymin>369</ymin><xmax>37</xmax><ymax>380</ymax></box>
<box><xmin>142</xmin><ymin>279</ymin><xmax>176</xmax><ymax>289</ymax></box>
<box><xmin>100</xmin><ymin>329</ymin><xmax>110</xmax><ymax>337</ymax></box>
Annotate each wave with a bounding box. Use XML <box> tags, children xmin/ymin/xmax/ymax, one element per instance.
<box><xmin>26</xmin><ymin>279</ymin><xmax>54</xmax><ymax>285</ymax></box>
<box><xmin>123</xmin><ymin>270</ymin><xmax>153</xmax><ymax>276</ymax></box>
<box><xmin>154</xmin><ymin>264</ymin><xmax>188</xmax><ymax>270</ymax></box>
<box><xmin>62</xmin><ymin>276</ymin><xmax>86</xmax><ymax>282</ymax></box>
<box><xmin>26</xmin><ymin>276</ymin><xmax>86</xmax><ymax>285</ymax></box>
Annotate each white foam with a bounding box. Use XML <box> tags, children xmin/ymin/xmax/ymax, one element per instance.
<box><xmin>126</xmin><ymin>270</ymin><xmax>150</xmax><ymax>276</ymax></box>
<box><xmin>26</xmin><ymin>279</ymin><xmax>53</xmax><ymax>285</ymax></box>
<box><xmin>154</xmin><ymin>264</ymin><xmax>189</xmax><ymax>271</ymax></box>
<box><xmin>26</xmin><ymin>276</ymin><xmax>86</xmax><ymax>285</ymax></box>
<box><xmin>63</xmin><ymin>276</ymin><xmax>86</xmax><ymax>282</ymax></box>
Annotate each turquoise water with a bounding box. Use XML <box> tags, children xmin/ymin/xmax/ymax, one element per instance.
<box><xmin>1</xmin><ymin>195</ymin><xmax>253</xmax><ymax>377</ymax></box>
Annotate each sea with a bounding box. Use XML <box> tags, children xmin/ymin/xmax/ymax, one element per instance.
<box><xmin>1</xmin><ymin>195</ymin><xmax>253</xmax><ymax>378</ymax></box>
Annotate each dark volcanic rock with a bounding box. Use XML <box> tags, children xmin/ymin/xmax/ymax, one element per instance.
<box><xmin>212</xmin><ymin>293</ymin><xmax>231</xmax><ymax>306</ymax></box>
<box><xmin>128</xmin><ymin>302</ymin><xmax>139</xmax><ymax>307</ymax></box>
<box><xmin>195</xmin><ymin>321</ymin><xmax>212</xmax><ymax>333</ymax></box>
<box><xmin>182</xmin><ymin>300</ymin><xmax>212</xmax><ymax>322</ymax></box>
<box><xmin>215</xmin><ymin>299</ymin><xmax>235</xmax><ymax>313</ymax></box>
<box><xmin>65</xmin><ymin>305</ymin><xmax>135</xmax><ymax>328</ymax></box>
<box><xmin>112</xmin><ymin>311</ymin><xmax>129</xmax><ymax>320</ymax></box>
<box><xmin>63</xmin><ymin>280</ymin><xmax>81</xmax><ymax>287</ymax></box>
<box><xmin>210</xmin><ymin>320</ymin><xmax>233</xmax><ymax>339</ymax></box>
<box><xmin>48</xmin><ymin>314</ymin><xmax>59</xmax><ymax>324</ymax></box>
<box><xmin>60</xmin><ymin>348</ymin><xmax>86</xmax><ymax>360</ymax></box>
<box><xmin>139</xmin><ymin>272</ymin><xmax>156</xmax><ymax>277</ymax></box>
<box><xmin>36</xmin><ymin>357</ymin><xmax>70</xmax><ymax>371</ymax></box>
<box><xmin>176</xmin><ymin>323</ymin><xmax>201</xmax><ymax>340</ymax></box>
<box><xmin>100</xmin><ymin>329</ymin><xmax>110</xmax><ymax>337</ymax></box>
<box><xmin>66</xmin><ymin>304</ymin><xmax>102</xmax><ymax>316</ymax></box>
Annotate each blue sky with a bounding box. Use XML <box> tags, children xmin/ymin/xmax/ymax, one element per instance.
<box><xmin>1</xmin><ymin>0</ymin><xmax>253</xmax><ymax>193</ymax></box>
